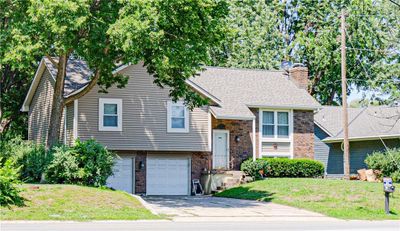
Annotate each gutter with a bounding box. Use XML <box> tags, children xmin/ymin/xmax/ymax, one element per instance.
<box><xmin>323</xmin><ymin>134</ymin><xmax>400</xmax><ymax>143</ymax></box>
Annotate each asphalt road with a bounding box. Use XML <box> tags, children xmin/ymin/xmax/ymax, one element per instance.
<box><xmin>2</xmin><ymin>220</ymin><xmax>399</xmax><ymax>231</ymax></box>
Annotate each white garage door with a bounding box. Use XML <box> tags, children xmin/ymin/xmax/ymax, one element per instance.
<box><xmin>147</xmin><ymin>156</ymin><xmax>190</xmax><ymax>195</ymax></box>
<box><xmin>106</xmin><ymin>157</ymin><xmax>134</xmax><ymax>193</ymax></box>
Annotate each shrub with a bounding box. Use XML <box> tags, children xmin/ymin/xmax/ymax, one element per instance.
<box><xmin>263</xmin><ymin>158</ymin><xmax>324</xmax><ymax>178</ymax></box>
<box><xmin>73</xmin><ymin>139</ymin><xmax>115</xmax><ymax>186</ymax></box>
<box><xmin>240</xmin><ymin>159</ymin><xmax>268</xmax><ymax>180</ymax></box>
<box><xmin>45</xmin><ymin>146</ymin><xmax>81</xmax><ymax>184</ymax></box>
<box><xmin>0</xmin><ymin>159</ymin><xmax>24</xmax><ymax>206</ymax></box>
<box><xmin>0</xmin><ymin>136</ymin><xmax>48</xmax><ymax>182</ymax></box>
<box><xmin>365</xmin><ymin>148</ymin><xmax>400</xmax><ymax>182</ymax></box>
<box><xmin>391</xmin><ymin>171</ymin><xmax>400</xmax><ymax>183</ymax></box>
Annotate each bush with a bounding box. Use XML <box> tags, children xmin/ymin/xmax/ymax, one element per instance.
<box><xmin>365</xmin><ymin>148</ymin><xmax>400</xmax><ymax>182</ymax></box>
<box><xmin>45</xmin><ymin>146</ymin><xmax>82</xmax><ymax>184</ymax></box>
<box><xmin>45</xmin><ymin>139</ymin><xmax>115</xmax><ymax>186</ymax></box>
<box><xmin>263</xmin><ymin>158</ymin><xmax>324</xmax><ymax>178</ymax></box>
<box><xmin>73</xmin><ymin>139</ymin><xmax>115</xmax><ymax>186</ymax></box>
<box><xmin>240</xmin><ymin>159</ymin><xmax>268</xmax><ymax>180</ymax></box>
<box><xmin>0</xmin><ymin>137</ymin><xmax>48</xmax><ymax>182</ymax></box>
<box><xmin>0</xmin><ymin>159</ymin><xmax>24</xmax><ymax>206</ymax></box>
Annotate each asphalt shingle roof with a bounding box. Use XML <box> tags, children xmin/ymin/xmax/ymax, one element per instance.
<box><xmin>190</xmin><ymin>67</ymin><xmax>320</xmax><ymax>119</ymax></box>
<box><xmin>315</xmin><ymin>106</ymin><xmax>400</xmax><ymax>141</ymax></box>
<box><xmin>43</xmin><ymin>57</ymin><xmax>91</xmax><ymax>97</ymax></box>
<box><xmin>43</xmin><ymin>58</ymin><xmax>320</xmax><ymax>118</ymax></box>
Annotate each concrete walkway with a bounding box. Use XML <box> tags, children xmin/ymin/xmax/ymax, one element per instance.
<box><xmin>142</xmin><ymin>195</ymin><xmax>337</xmax><ymax>221</ymax></box>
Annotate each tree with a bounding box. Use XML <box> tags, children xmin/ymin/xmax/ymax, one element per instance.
<box><xmin>209</xmin><ymin>0</ymin><xmax>285</xmax><ymax>69</ymax></box>
<box><xmin>211</xmin><ymin>0</ymin><xmax>399</xmax><ymax>105</ymax></box>
<box><xmin>3</xmin><ymin>0</ymin><xmax>228</xmax><ymax>148</ymax></box>
<box><xmin>0</xmin><ymin>1</ymin><xmax>39</xmax><ymax>140</ymax></box>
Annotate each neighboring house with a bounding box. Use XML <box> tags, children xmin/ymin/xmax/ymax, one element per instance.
<box><xmin>314</xmin><ymin>106</ymin><xmax>400</xmax><ymax>176</ymax></box>
<box><xmin>22</xmin><ymin>57</ymin><xmax>320</xmax><ymax>195</ymax></box>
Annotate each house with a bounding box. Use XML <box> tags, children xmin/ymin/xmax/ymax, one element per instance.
<box><xmin>21</xmin><ymin>57</ymin><xmax>320</xmax><ymax>195</ymax></box>
<box><xmin>314</xmin><ymin>106</ymin><xmax>400</xmax><ymax>176</ymax></box>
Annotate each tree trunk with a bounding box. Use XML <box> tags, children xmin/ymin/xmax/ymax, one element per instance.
<box><xmin>46</xmin><ymin>55</ymin><xmax>67</xmax><ymax>149</ymax></box>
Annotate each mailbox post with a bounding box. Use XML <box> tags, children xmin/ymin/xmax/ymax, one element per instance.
<box><xmin>383</xmin><ymin>177</ymin><xmax>395</xmax><ymax>214</ymax></box>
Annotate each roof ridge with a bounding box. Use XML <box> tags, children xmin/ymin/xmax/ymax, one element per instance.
<box><xmin>204</xmin><ymin>66</ymin><xmax>285</xmax><ymax>73</ymax></box>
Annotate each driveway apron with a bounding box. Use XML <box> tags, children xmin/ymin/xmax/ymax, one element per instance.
<box><xmin>142</xmin><ymin>196</ymin><xmax>337</xmax><ymax>221</ymax></box>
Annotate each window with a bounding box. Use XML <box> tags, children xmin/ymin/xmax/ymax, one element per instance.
<box><xmin>167</xmin><ymin>101</ymin><xmax>189</xmax><ymax>133</ymax></box>
<box><xmin>277</xmin><ymin>112</ymin><xmax>289</xmax><ymax>138</ymax></box>
<box><xmin>262</xmin><ymin>111</ymin><xmax>274</xmax><ymax>137</ymax></box>
<box><xmin>99</xmin><ymin>98</ymin><xmax>122</xmax><ymax>131</ymax></box>
<box><xmin>262</xmin><ymin>111</ymin><xmax>290</xmax><ymax>139</ymax></box>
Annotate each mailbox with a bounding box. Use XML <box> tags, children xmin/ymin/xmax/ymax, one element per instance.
<box><xmin>383</xmin><ymin>177</ymin><xmax>395</xmax><ymax>193</ymax></box>
<box><xmin>383</xmin><ymin>177</ymin><xmax>395</xmax><ymax>214</ymax></box>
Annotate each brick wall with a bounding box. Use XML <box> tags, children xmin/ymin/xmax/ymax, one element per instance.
<box><xmin>289</xmin><ymin>66</ymin><xmax>309</xmax><ymax>91</ymax></box>
<box><xmin>212</xmin><ymin>116</ymin><xmax>254</xmax><ymax>170</ymax></box>
<box><xmin>293</xmin><ymin>110</ymin><xmax>314</xmax><ymax>159</ymax></box>
<box><xmin>135</xmin><ymin>151</ymin><xmax>147</xmax><ymax>194</ymax></box>
<box><xmin>191</xmin><ymin>152</ymin><xmax>212</xmax><ymax>180</ymax></box>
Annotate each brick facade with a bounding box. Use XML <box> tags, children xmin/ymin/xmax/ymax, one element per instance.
<box><xmin>293</xmin><ymin>110</ymin><xmax>314</xmax><ymax>159</ymax></box>
<box><xmin>211</xmin><ymin>116</ymin><xmax>254</xmax><ymax>170</ymax></box>
<box><xmin>289</xmin><ymin>66</ymin><xmax>309</xmax><ymax>91</ymax></box>
<box><xmin>135</xmin><ymin>151</ymin><xmax>147</xmax><ymax>194</ymax></box>
<box><xmin>191</xmin><ymin>152</ymin><xmax>212</xmax><ymax>180</ymax></box>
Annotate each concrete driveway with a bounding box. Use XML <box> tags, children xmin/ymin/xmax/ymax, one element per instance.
<box><xmin>142</xmin><ymin>195</ymin><xmax>336</xmax><ymax>221</ymax></box>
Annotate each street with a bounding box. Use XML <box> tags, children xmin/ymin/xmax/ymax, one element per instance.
<box><xmin>1</xmin><ymin>220</ymin><xmax>399</xmax><ymax>231</ymax></box>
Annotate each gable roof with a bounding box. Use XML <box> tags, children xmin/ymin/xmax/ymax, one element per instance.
<box><xmin>190</xmin><ymin>67</ymin><xmax>320</xmax><ymax>119</ymax></box>
<box><xmin>44</xmin><ymin>57</ymin><xmax>92</xmax><ymax>97</ymax></box>
<box><xmin>21</xmin><ymin>57</ymin><xmax>91</xmax><ymax>111</ymax></box>
<box><xmin>315</xmin><ymin>106</ymin><xmax>400</xmax><ymax>142</ymax></box>
<box><xmin>22</xmin><ymin>59</ymin><xmax>321</xmax><ymax>116</ymax></box>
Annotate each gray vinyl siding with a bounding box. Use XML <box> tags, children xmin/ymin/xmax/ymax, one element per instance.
<box><xmin>28</xmin><ymin>70</ymin><xmax>54</xmax><ymax>144</ymax></box>
<box><xmin>77</xmin><ymin>64</ymin><xmax>209</xmax><ymax>151</ymax></box>
<box><xmin>314</xmin><ymin>125</ymin><xmax>330</xmax><ymax>173</ymax></box>
<box><xmin>65</xmin><ymin>103</ymin><xmax>74</xmax><ymax>146</ymax></box>
<box><xmin>323</xmin><ymin>138</ymin><xmax>400</xmax><ymax>174</ymax></box>
<box><xmin>59</xmin><ymin>107</ymin><xmax>65</xmax><ymax>142</ymax></box>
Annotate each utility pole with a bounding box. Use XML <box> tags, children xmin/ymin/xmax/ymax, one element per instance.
<box><xmin>341</xmin><ymin>8</ymin><xmax>350</xmax><ymax>179</ymax></box>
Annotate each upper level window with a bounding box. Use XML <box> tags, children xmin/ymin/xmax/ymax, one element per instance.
<box><xmin>167</xmin><ymin>101</ymin><xmax>189</xmax><ymax>133</ymax></box>
<box><xmin>262</xmin><ymin>111</ymin><xmax>290</xmax><ymax>138</ymax></box>
<box><xmin>99</xmin><ymin>98</ymin><xmax>122</xmax><ymax>131</ymax></box>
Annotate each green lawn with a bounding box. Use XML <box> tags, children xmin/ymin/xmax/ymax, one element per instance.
<box><xmin>0</xmin><ymin>184</ymin><xmax>160</xmax><ymax>221</ymax></box>
<box><xmin>215</xmin><ymin>178</ymin><xmax>399</xmax><ymax>220</ymax></box>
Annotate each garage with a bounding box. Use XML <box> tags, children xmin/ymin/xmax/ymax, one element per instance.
<box><xmin>106</xmin><ymin>157</ymin><xmax>134</xmax><ymax>193</ymax></box>
<box><xmin>146</xmin><ymin>156</ymin><xmax>191</xmax><ymax>195</ymax></box>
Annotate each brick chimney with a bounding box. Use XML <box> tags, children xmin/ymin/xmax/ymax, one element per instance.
<box><xmin>289</xmin><ymin>64</ymin><xmax>309</xmax><ymax>91</ymax></box>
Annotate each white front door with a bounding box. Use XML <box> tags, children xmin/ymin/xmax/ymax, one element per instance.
<box><xmin>213</xmin><ymin>130</ymin><xmax>229</xmax><ymax>169</ymax></box>
<box><xmin>106</xmin><ymin>157</ymin><xmax>134</xmax><ymax>193</ymax></box>
<box><xmin>146</xmin><ymin>156</ymin><xmax>190</xmax><ymax>195</ymax></box>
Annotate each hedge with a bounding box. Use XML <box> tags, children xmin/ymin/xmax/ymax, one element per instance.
<box><xmin>240</xmin><ymin>158</ymin><xmax>324</xmax><ymax>179</ymax></box>
<box><xmin>263</xmin><ymin>158</ymin><xmax>324</xmax><ymax>178</ymax></box>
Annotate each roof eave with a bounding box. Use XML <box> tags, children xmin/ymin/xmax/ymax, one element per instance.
<box><xmin>209</xmin><ymin>108</ymin><xmax>255</xmax><ymax>120</ymax></box>
<box><xmin>314</xmin><ymin>121</ymin><xmax>334</xmax><ymax>137</ymax></box>
<box><xmin>323</xmin><ymin>134</ymin><xmax>400</xmax><ymax>143</ymax></box>
<box><xmin>247</xmin><ymin>104</ymin><xmax>321</xmax><ymax>111</ymax></box>
<box><xmin>21</xmin><ymin>59</ymin><xmax>47</xmax><ymax>112</ymax></box>
<box><xmin>185</xmin><ymin>79</ymin><xmax>222</xmax><ymax>106</ymax></box>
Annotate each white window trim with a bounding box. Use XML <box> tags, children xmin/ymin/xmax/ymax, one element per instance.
<box><xmin>99</xmin><ymin>98</ymin><xmax>123</xmax><ymax>131</ymax></box>
<box><xmin>167</xmin><ymin>100</ymin><xmax>189</xmax><ymax>133</ymax></box>
<box><xmin>259</xmin><ymin>109</ymin><xmax>294</xmax><ymax>158</ymax></box>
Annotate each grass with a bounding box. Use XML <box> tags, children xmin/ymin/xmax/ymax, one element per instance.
<box><xmin>0</xmin><ymin>184</ymin><xmax>160</xmax><ymax>221</ymax></box>
<box><xmin>215</xmin><ymin>178</ymin><xmax>399</xmax><ymax>220</ymax></box>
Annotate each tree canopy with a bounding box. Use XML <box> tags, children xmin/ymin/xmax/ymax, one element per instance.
<box><xmin>1</xmin><ymin>0</ymin><xmax>228</xmax><ymax>146</ymax></box>
<box><xmin>211</xmin><ymin>0</ymin><xmax>400</xmax><ymax>105</ymax></box>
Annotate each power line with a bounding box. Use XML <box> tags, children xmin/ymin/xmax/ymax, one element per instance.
<box><xmin>389</xmin><ymin>0</ymin><xmax>400</xmax><ymax>8</ymax></box>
